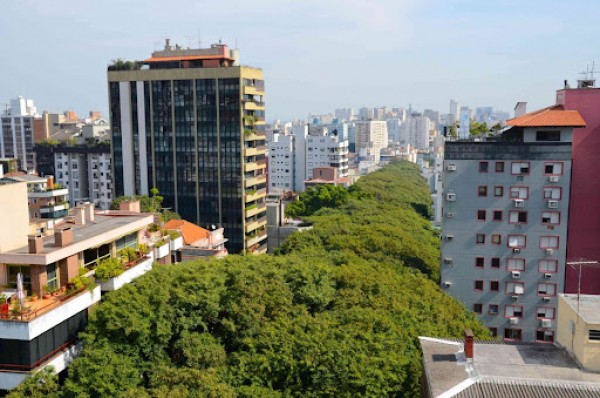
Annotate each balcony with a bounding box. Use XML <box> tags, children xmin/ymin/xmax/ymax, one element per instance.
<box><xmin>245</xmin><ymin>203</ymin><xmax>266</xmax><ymax>218</ymax></box>
<box><xmin>244</xmin><ymin>161</ymin><xmax>267</xmax><ymax>173</ymax></box>
<box><xmin>28</xmin><ymin>188</ymin><xmax>69</xmax><ymax>198</ymax></box>
<box><xmin>40</xmin><ymin>202</ymin><xmax>69</xmax><ymax>214</ymax></box>
<box><xmin>244</xmin><ymin>86</ymin><xmax>264</xmax><ymax>96</ymax></box>
<box><xmin>243</xmin><ymin>101</ymin><xmax>265</xmax><ymax>111</ymax></box>
<box><xmin>245</xmin><ymin>216</ymin><xmax>267</xmax><ymax>234</ymax></box>
<box><xmin>0</xmin><ymin>286</ymin><xmax>101</xmax><ymax>340</ymax></box>
<box><xmin>244</xmin><ymin>130</ymin><xmax>266</xmax><ymax>141</ymax></box>
<box><xmin>246</xmin><ymin>230</ymin><xmax>267</xmax><ymax>247</ymax></box>
<box><xmin>245</xmin><ymin>174</ymin><xmax>267</xmax><ymax>188</ymax></box>
<box><xmin>244</xmin><ymin>146</ymin><xmax>267</xmax><ymax>157</ymax></box>
<box><xmin>252</xmin><ymin>243</ymin><xmax>268</xmax><ymax>255</ymax></box>
<box><xmin>245</xmin><ymin>188</ymin><xmax>267</xmax><ymax>203</ymax></box>
<box><xmin>98</xmin><ymin>254</ymin><xmax>154</xmax><ymax>292</ymax></box>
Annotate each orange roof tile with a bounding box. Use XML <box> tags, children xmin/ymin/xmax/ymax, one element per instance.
<box><xmin>507</xmin><ymin>105</ymin><xmax>586</xmax><ymax>128</ymax></box>
<box><xmin>164</xmin><ymin>219</ymin><xmax>209</xmax><ymax>245</ymax></box>
<box><xmin>144</xmin><ymin>55</ymin><xmax>234</xmax><ymax>63</ymax></box>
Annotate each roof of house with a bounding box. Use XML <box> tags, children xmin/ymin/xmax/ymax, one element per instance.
<box><xmin>163</xmin><ymin>219</ymin><xmax>209</xmax><ymax>245</ymax></box>
<box><xmin>419</xmin><ymin>337</ymin><xmax>600</xmax><ymax>398</ymax></box>
<box><xmin>561</xmin><ymin>294</ymin><xmax>600</xmax><ymax>324</ymax></box>
<box><xmin>507</xmin><ymin>105</ymin><xmax>586</xmax><ymax>128</ymax></box>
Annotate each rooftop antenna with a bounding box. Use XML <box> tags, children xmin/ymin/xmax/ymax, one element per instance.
<box><xmin>578</xmin><ymin>61</ymin><xmax>597</xmax><ymax>88</ymax></box>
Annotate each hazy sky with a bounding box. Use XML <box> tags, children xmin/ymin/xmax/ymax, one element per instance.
<box><xmin>1</xmin><ymin>0</ymin><xmax>597</xmax><ymax>121</ymax></box>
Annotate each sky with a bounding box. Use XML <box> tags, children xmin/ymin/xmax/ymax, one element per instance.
<box><xmin>0</xmin><ymin>0</ymin><xmax>598</xmax><ymax>121</ymax></box>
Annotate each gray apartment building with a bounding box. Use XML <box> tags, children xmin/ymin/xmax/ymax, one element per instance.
<box><xmin>441</xmin><ymin>105</ymin><xmax>586</xmax><ymax>343</ymax></box>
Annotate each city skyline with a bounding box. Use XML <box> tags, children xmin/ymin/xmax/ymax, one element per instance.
<box><xmin>1</xmin><ymin>0</ymin><xmax>598</xmax><ymax>120</ymax></box>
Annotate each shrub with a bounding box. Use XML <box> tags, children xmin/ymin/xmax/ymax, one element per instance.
<box><xmin>95</xmin><ymin>257</ymin><xmax>125</xmax><ymax>280</ymax></box>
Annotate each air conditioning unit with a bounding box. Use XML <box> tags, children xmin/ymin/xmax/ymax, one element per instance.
<box><xmin>514</xmin><ymin>199</ymin><xmax>524</xmax><ymax>208</ymax></box>
<box><xmin>548</xmin><ymin>176</ymin><xmax>560</xmax><ymax>183</ymax></box>
<box><xmin>541</xmin><ymin>319</ymin><xmax>552</xmax><ymax>328</ymax></box>
<box><xmin>446</xmin><ymin>212</ymin><xmax>455</xmax><ymax>218</ymax></box>
<box><xmin>443</xmin><ymin>281</ymin><xmax>452</xmax><ymax>287</ymax></box>
<box><xmin>548</xmin><ymin>200</ymin><xmax>559</xmax><ymax>209</ymax></box>
<box><xmin>446</xmin><ymin>193</ymin><xmax>456</xmax><ymax>202</ymax></box>
<box><xmin>445</xmin><ymin>235</ymin><xmax>454</xmax><ymax>241</ymax></box>
<box><xmin>511</xmin><ymin>271</ymin><xmax>521</xmax><ymax>279</ymax></box>
<box><xmin>446</xmin><ymin>164</ymin><xmax>457</xmax><ymax>171</ymax></box>
<box><xmin>509</xmin><ymin>317</ymin><xmax>519</xmax><ymax>325</ymax></box>
<box><xmin>511</xmin><ymin>295</ymin><xmax>519</xmax><ymax>301</ymax></box>
<box><xmin>543</xmin><ymin>296</ymin><xmax>551</xmax><ymax>302</ymax></box>
<box><xmin>544</xmin><ymin>273</ymin><xmax>552</xmax><ymax>279</ymax></box>
<box><xmin>545</xmin><ymin>248</ymin><xmax>554</xmax><ymax>255</ymax></box>
<box><xmin>513</xmin><ymin>248</ymin><xmax>521</xmax><ymax>254</ymax></box>
<box><xmin>443</xmin><ymin>258</ymin><xmax>454</xmax><ymax>265</ymax></box>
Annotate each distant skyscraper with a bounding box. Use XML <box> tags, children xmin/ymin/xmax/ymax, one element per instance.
<box><xmin>355</xmin><ymin>120</ymin><xmax>388</xmax><ymax>161</ymax></box>
<box><xmin>475</xmin><ymin>107</ymin><xmax>494</xmax><ymax>124</ymax></box>
<box><xmin>458</xmin><ymin>107</ymin><xmax>472</xmax><ymax>139</ymax></box>
<box><xmin>0</xmin><ymin>96</ymin><xmax>38</xmax><ymax>171</ymax></box>
<box><xmin>450</xmin><ymin>99</ymin><xmax>460</xmax><ymax>119</ymax></box>
<box><xmin>108</xmin><ymin>40</ymin><xmax>267</xmax><ymax>254</ymax></box>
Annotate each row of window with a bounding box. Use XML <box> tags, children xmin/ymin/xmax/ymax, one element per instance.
<box><xmin>473</xmin><ymin>280</ymin><xmax>557</xmax><ymax>295</ymax></box>
<box><xmin>489</xmin><ymin>328</ymin><xmax>555</xmax><ymax>343</ymax></box>
<box><xmin>478</xmin><ymin>161</ymin><xmax>563</xmax><ymax>175</ymax></box>
<box><xmin>473</xmin><ymin>303</ymin><xmax>555</xmax><ymax>319</ymax></box>
<box><xmin>474</xmin><ymin>234</ymin><xmax>559</xmax><ymax>249</ymax></box>
<box><xmin>477</xmin><ymin>185</ymin><xmax>562</xmax><ymax>199</ymax></box>
<box><xmin>474</xmin><ymin>257</ymin><xmax>558</xmax><ymax>272</ymax></box>
<box><xmin>476</xmin><ymin>209</ymin><xmax>560</xmax><ymax>224</ymax></box>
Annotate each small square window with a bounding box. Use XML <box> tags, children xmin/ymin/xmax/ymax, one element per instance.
<box><xmin>489</xmin><ymin>327</ymin><xmax>498</xmax><ymax>337</ymax></box>
<box><xmin>473</xmin><ymin>303</ymin><xmax>483</xmax><ymax>313</ymax></box>
<box><xmin>493</xmin><ymin>210</ymin><xmax>503</xmax><ymax>221</ymax></box>
<box><xmin>479</xmin><ymin>161</ymin><xmax>489</xmax><ymax>173</ymax></box>
<box><xmin>494</xmin><ymin>186</ymin><xmax>504</xmax><ymax>197</ymax></box>
<box><xmin>477</xmin><ymin>210</ymin><xmax>486</xmax><ymax>221</ymax></box>
<box><xmin>495</xmin><ymin>162</ymin><xmax>505</xmax><ymax>173</ymax></box>
<box><xmin>474</xmin><ymin>280</ymin><xmax>484</xmax><ymax>290</ymax></box>
<box><xmin>490</xmin><ymin>281</ymin><xmax>499</xmax><ymax>291</ymax></box>
<box><xmin>492</xmin><ymin>235</ymin><xmax>502</xmax><ymax>245</ymax></box>
<box><xmin>476</xmin><ymin>234</ymin><xmax>485</xmax><ymax>244</ymax></box>
<box><xmin>478</xmin><ymin>186</ymin><xmax>488</xmax><ymax>197</ymax></box>
<box><xmin>489</xmin><ymin>304</ymin><xmax>499</xmax><ymax>315</ymax></box>
<box><xmin>475</xmin><ymin>257</ymin><xmax>484</xmax><ymax>268</ymax></box>
<box><xmin>491</xmin><ymin>258</ymin><xmax>500</xmax><ymax>268</ymax></box>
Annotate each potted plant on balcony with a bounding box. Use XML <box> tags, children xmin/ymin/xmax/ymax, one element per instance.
<box><xmin>29</xmin><ymin>293</ymin><xmax>38</xmax><ymax>302</ymax></box>
<box><xmin>137</xmin><ymin>243</ymin><xmax>150</xmax><ymax>257</ymax></box>
<box><xmin>42</xmin><ymin>285</ymin><xmax>52</xmax><ymax>299</ymax></box>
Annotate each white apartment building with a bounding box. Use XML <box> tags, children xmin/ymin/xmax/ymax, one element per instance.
<box><xmin>55</xmin><ymin>150</ymin><xmax>112</xmax><ymax>210</ymax></box>
<box><xmin>0</xmin><ymin>97</ymin><xmax>38</xmax><ymax>171</ymax></box>
<box><xmin>355</xmin><ymin>120</ymin><xmax>388</xmax><ymax>162</ymax></box>
<box><xmin>268</xmin><ymin>123</ymin><xmax>349</xmax><ymax>193</ymax></box>
<box><xmin>404</xmin><ymin>114</ymin><xmax>432</xmax><ymax>150</ymax></box>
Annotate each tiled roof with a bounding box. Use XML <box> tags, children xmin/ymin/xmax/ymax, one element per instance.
<box><xmin>507</xmin><ymin>105</ymin><xmax>586</xmax><ymax>127</ymax></box>
<box><xmin>455</xmin><ymin>379</ymin><xmax>600</xmax><ymax>398</ymax></box>
<box><xmin>164</xmin><ymin>219</ymin><xmax>209</xmax><ymax>245</ymax></box>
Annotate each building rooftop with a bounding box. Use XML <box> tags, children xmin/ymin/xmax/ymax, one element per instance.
<box><xmin>507</xmin><ymin>105</ymin><xmax>586</xmax><ymax>128</ymax></box>
<box><xmin>561</xmin><ymin>294</ymin><xmax>600</xmax><ymax>324</ymax></box>
<box><xmin>164</xmin><ymin>219</ymin><xmax>209</xmax><ymax>245</ymax></box>
<box><xmin>420</xmin><ymin>337</ymin><xmax>600</xmax><ymax>398</ymax></box>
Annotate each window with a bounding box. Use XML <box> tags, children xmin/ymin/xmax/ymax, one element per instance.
<box><xmin>539</xmin><ymin>259</ymin><xmax>558</xmax><ymax>273</ymax></box>
<box><xmin>474</xmin><ymin>280</ymin><xmax>484</xmax><ymax>290</ymax></box>
<box><xmin>509</xmin><ymin>211</ymin><xmax>528</xmax><ymax>224</ymax></box>
<box><xmin>490</xmin><ymin>281</ymin><xmax>499</xmax><ymax>291</ymax></box>
<box><xmin>504</xmin><ymin>328</ymin><xmax>522</xmax><ymax>341</ymax></box>
<box><xmin>47</xmin><ymin>262</ymin><xmax>58</xmax><ymax>291</ymax></box>
<box><xmin>536</xmin><ymin>130</ymin><xmax>560</xmax><ymax>141</ymax></box>
<box><xmin>511</xmin><ymin>162</ymin><xmax>530</xmax><ymax>175</ymax></box>
<box><xmin>537</xmin><ymin>330</ymin><xmax>555</xmax><ymax>343</ymax></box>
<box><xmin>543</xmin><ymin>187</ymin><xmax>561</xmax><ymax>200</ymax></box>
<box><xmin>507</xmin><ymin>258</ymin><xmax>525</xmax><ymax>271</ymax></box>
<box><xmin>476</xmin><ymin>234</ymin><xmax>485</xmax><ymax>244</ymax></box>
<box><xmin>540</xmin><ymin>236</ymin><xmax>559</xmax><ymax>249</ymax></box>
<box><xmin>544</xmin><ymin>162</ymin><xmax>564</xmax><ymax>175</ymax></box>
<box><xmin>493</xmin><ymin>210</ymin><xmax>503</xmax><ymax>221</ymax></box>
<box><xmin>491</xmin><ymin>234</ymin><xmax>502</xmax><ymax>245</ymax></box>
<box><xmin>537</xmin><ymin>307</ymin><xmax>555</xmax><ymax>319</ymax></box>
<box><xmin>478</xmin><ymin>186</ymin><xmax>488</xmax><ymax>197</ymax></box>
<box><xmin>507</xmin><ymin>235</ymin><xmax>526</xmax><ymax>248</ymax></box>
<box><xmin>495</xmin><ymin>162</ymin><xmax>505</xmax><ymax>173</ymax></box>
<box><xmin>538</xmin><ymin>283</ymin><xmax>557</xmax><ymax>296</ymax></box>
<box><xmin>7</xmin><ymin>265</ymin><xmax>32</xmax><ymax>292</ymax></box>
<box><xmin>475</xmin><ymin>257</ymin><xmax>484</xmax><ymax>268</ymax></box>
<box><xmin>479</xmin><ymin>161</ymin><xmax>489</xmax><ymax>173</ymax></box>
<box><xmin>489</xmin><ymin>327</ymin><xmax>498</xmax><ymax>337</ymax></box>
<box><xmin>542</xmin><ymin>211</ymin><xmax>560</xmax><ymax>225</ymax></box>
<box><xmin>505</xmin><ymin>305</ymin><xmax>523</xmax><ymax>317</ymax></box>
<box><xmin>491</xmin><ymin>258</ymin><xmax>501</xmax><ymax>268</ymax></box>
<box><xmin>494</xmin><ymin>186</ymin><xmax>504</xmax><ymax>197</ymax></box>
<box><xmin>510</xmin><ymin>186</ymin><xmax>529</xmax><ymax>199</ymax></box>
<box><xmin>489</xmin><ymin>305</ymin><xmax>499</xmax><ymax>315</ymax></box>
<box><xmin>473</xmin><ymin>303</ymin><xmax>483</xmax><ymax>313</ymax></box>
<box><xmin>506</xmin><ymin>282</ymin><xmax>525</xmax><ymax>295</ymax></box>
<box><xmin>477</xmin><ymin>210</ymin><xmax>486</xmax><ymax>221</ymax></box>
<box><xmin>589</xmin><ymin>330</ymin><xmax>600</xmax><ymax>341</ymax></box>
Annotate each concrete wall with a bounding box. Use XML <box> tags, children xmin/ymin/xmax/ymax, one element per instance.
<box><xmin>0</xmin><ymin>182</ymin><xmax>29</xmax><ymax>253</ymax></box>
<box><xmin>557</xmin><ymin>295</ymin><xmax>600</xmax><ymax>372</ymax></box>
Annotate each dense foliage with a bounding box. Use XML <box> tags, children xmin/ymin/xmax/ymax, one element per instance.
<box><xmin>10</xmin><ymin>161</ymin><xmax>488</xmax><ymax>398</ymax></box>
<box><xmin>286</xmin><ymin>185</ymin><xmax>350</xmax><ymax>218</ymax></box>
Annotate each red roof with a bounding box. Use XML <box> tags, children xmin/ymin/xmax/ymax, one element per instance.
<box><xmin>507</xmin><ymin>105</ymin><xmax>586</xmax><ymax>128</ymax></box>
<box><xmin>163</xmin><ymin>219</ymin><xmax>209</xmax><ymax>245</ymax></box>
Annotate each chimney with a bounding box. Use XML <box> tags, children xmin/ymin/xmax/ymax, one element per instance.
<box><xmin>119</xmin><ymin>199</ymin><xmax>141</xmax><ymax>213</ymax></box>
<box><xmin>74</xmin><ymin>206</ymin><xmax>86</xmax><ymax>225</ymax></box>
<box><xmin>28</xmin><ymin>234</ymin><xmax>44</xmax><ymax>254</ymax></box>
<box><xmin>46</xmin><ymin>176</ymin><xmax>54</xmax><ymax>190</ymax></box>
<box><xmin>464</xmin><ymin>329</ymin><xmax>474</xmax><ymax>362</ymax></box>
<box><xmin>55</xmin><ymin>227</ymin><xmax>73</xmax><ymax>247</ymax></box>
<box><xmin>514</xmin><ymin>102</ymin><xmax>527</xmax><ymax>118</ymax></box>
<box><xmin>84</xmin><ymin>202</ymin><xmax>95</xmax><ymax>222</ymax></box>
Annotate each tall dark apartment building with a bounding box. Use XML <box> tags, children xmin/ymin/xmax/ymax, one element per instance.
<box><xmin>107</xmin><ymin>40</ymin><xmax>267</xmax><ymax>254</ymax></box>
